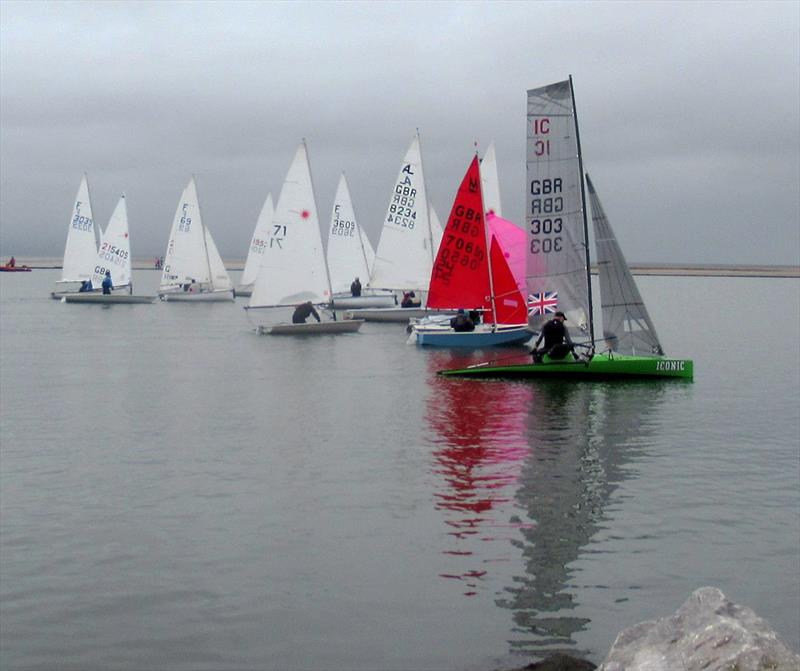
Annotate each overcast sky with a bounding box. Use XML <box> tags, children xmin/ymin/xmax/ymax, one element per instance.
<box><xmin>1</xmin><ymin>0</ymin><xmax>798</xmax><ymax>265</ymax></box>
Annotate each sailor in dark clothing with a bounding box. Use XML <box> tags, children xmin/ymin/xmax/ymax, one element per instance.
<box><xmin>79</xmin><ymin>279</ymin><xmax>93</xmax><ymax>292</ymax></box>
<box><xmin>450</xmin><ymin>309</ymin><xmax>475</xmax><ymax>332</ymax></box>
<box><xmin>101</xmin><ymin>271</ymin><xmax>113</xmax><ymax>295</ymax></box>
<box><xmin>531</xmin><ymin>311</ymin><xmax>577</xmax><ymax>362</ymax></box>
<box><xmin>400</xmin><ymin>291</ymin><xmax>419</xmax><ymax>308</ymax></box>
<box><xmin>292</xmin><ymin>301</ymin><xmax>321</xmax><ymax>324</ymax></box>
<box><xmin>350</xmin><ymin>277</ymin><xmax>362</xmax><ymax>297</ymax></box>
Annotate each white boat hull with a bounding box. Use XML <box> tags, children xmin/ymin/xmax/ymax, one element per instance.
<box><xmin>258</xmin><ymin>319</ymin><xmax>364</xmax><ymax>335</ymax></box>
<box><xmin>62</xmin><ymin>294</ymin><xmax>156</xmax><ymax>304</ymax></box>
<box><xmin>51</xmin><ymin>286</ymin><xmax>131</xmax><ymax>300</ymax></box>
<box><xmin>330</xmin><ymin>292</ymin><xmax>397</xmax><ymax>309</ymax></box>
<box><xmin>343</xmin><ymin>307</ymin><xmax>454</xmax><ymax>322</ymax></box>
<box><xmin>234</xmin><ymin>285</ymin><xmax>253</xmax><ymax>297</ymax></box>
<box><xmin>160</xmin><ymin>289</ymin><xmax>235</xmax><ymax>302</ymax></box>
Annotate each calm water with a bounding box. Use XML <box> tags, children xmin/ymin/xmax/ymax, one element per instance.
<box><xmin>1</xmin><ymin>270</ymin><xmax>798</xmax><ymax>671</ymax></box>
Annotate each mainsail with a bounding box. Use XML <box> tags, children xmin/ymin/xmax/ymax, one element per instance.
<box><xmin>587</xmin><ymin>174</ymin><xmax>663</xmax><ymax>356</ymax></box>
<box><xmin>92</xmin><ymin>195</ymin><xmax>131</xmax><ymax>289</ymax></box>
<box><xmin>326</xmin><ymin>173</ymin><xmax>372</xmax><ymax>295</ymax></box>
<box><xmin>526</xmin><ymin>79</ymin><xmax>593</xmax><ymax>340</ymax></box>
<box><xmin>160</xmin><ymin>177</ymin><xmax>231</xmax><ymax>291</ymax></box>
<box><xmin>369</xmin><ymin>133</ymin><xmax>435</xmax><ymax>292</ymax></box>
<box><xmin>61</xmin><ymin>174</ymin><xmax>98</xmax><ymax>283</ymax></box>
<box><xmin>249</xmin><ymin>141</ymin><xmax>330</xmax><ymax>307</ymax></box>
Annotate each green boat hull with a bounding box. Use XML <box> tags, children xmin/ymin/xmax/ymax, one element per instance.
<box><xmin>438</xmin><ymin>352</ymin><xmax>693</xmax><ymax>380</ymax></box>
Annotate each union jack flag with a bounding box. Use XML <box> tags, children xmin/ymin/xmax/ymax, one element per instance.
<box><xmin>528</xmin><ymin>291</ymin><xmax>558</xmax><ymax>315</ymax></box>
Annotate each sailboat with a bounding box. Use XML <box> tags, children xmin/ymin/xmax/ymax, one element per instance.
<box><xmin>410</xmin><ymin>154</ymin><xmax>531</xmax><ymax>347</ymax></box>
<box><xmin>326</xmin><ymin>172</ymin><xmax>395</xmax><ymax>309</ymax></box>
<box><xmin>51</xmin><ymin>174</ymin><xmax>100</xmax><ymax>297</ymax></box>
<box><xmin>440</xmin><ymin>77</ymin><xmax>692</xmax><ymax>379</ymax></box>
<box><xmin>158</xmin><ymin>177</ymin><xmax>234</xmax><ymax>302</ymax></box>
<box><xmin>343</xmin><ymin>132</ymin><xmax>444</xmax><ymax>322</ymax></box>
<box><xmin>63</xmin><ymin>195</ymin><xmax>155</xmax><ymax>304</ymax></box>
<box><xmin>244</xmin><ymin>141</ymin><xmax>363</xmax><ymax>334</ymax></box>
<box><xmin>235</xmin><ymin>193</ymin><xmax>274</xmax><ymax>297</ymax></box>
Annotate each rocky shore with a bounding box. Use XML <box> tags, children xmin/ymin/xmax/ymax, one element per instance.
<box><xmin>509</xmin><ymin>588</ymin><xmax>799</xmax><ymax>671</ymax></box>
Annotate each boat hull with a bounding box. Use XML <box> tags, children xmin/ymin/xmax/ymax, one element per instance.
<box><xmin>330</xmin><ymin>292</ymin><xmax>397</xmax><ymax>309</ymax></box>
<box><xmin>414</xmin><ymin>325</ymin><xmax>532</xmax><ymax>348</ymax></box>
<box><xmin>438</xmin><ymin>352</ymin><xmax>693</xmax><ymax>379</ymax></box>
<box><xmin>0</xmin><ymin>265</ymin><xmax>31</xmax><ymax>272</ymax></box>
<box><xmin>258</xmin><ymin>320</ymin><xmax>364</xmax><ymax>335</ymax></box>
<box><xmin>343</xmin><ymin>307</ymin><xmax>454</xmax><ymax>322</ymax></box>
<box><xmin>62</xmin><ymin>294</ymin><xmax>156</xmax><ymax>304</ymax></box>
<box><xmin>234</xmin><ymin>285</ymin><xmax>253</xmax><ymax>297</ymax></box>
<box><xmin>160</xmin><ymin>289</ymin><xmax>235</xmax><ymax>302</ymax></box>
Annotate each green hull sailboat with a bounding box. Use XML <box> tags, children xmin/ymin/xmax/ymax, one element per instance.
<box><xmin>440</xmin><ymin>352</ymin><xmax>692</xmax><ymax>380</ymax></box>
<box><xmin>438</xmin><ymin>77</ymin><xmax>693</xmax><ymax>381</ymax></box>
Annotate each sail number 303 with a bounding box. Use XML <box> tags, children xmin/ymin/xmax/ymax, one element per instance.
<box><xmin>529</xmin><ymin>176</ymin><xmax>564</xmax><ymax>254</ymax></box>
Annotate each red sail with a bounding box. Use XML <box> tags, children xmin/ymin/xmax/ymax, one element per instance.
<box><xmin>427</xmin><ymin>156</ymin><xmax>490</xmax><ymax>313</ymax></box>
<box><xmin>488</xmin><ymin>235</ymin><xmax>527</xmax><ymax>325</ymax></box>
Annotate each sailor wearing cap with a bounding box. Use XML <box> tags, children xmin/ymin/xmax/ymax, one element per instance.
<box><xmin>531</xmin><ymin>311</ymin><xmax>577</xmax><ymax>363</ymax></box>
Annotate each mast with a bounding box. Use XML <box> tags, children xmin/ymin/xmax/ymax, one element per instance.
<box><xmin>306</xmin><ymin>139</ymin><xmax>337</xmax><ymax>319</ymax></box>
<box><xmin>478</xmin><ymin>150</ymin><xmax>498</xmax><ymax>327</ymax></box>
<box><xmin>569</xmin><ymin>75</ymin><xmax>595</xmax><ymax>346</ymax></box>
<box><xmin>417</xmin><ymin>128</ymin><xmax>436</xmax><ymax>269</ymax></box>
<box><xmin>344</xmin><ymin>171</ymin><xmax>372</xmax><ymax>277</ymax></box>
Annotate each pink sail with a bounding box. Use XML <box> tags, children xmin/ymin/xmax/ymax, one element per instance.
<box><xmin>487</xmin><ymin>213</ymin><xmax>526</xmax><ymax>297</ymax></box>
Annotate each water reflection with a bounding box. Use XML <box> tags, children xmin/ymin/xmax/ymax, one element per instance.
<box><xmin>424</xmin><ymin>351</ymin><xmax>534</xmax><ymax>596</ymax></box>
<box><xmin>502</xmin><ymin>381</ymin><xmax>666</xmax><ymax>658</ymax></box>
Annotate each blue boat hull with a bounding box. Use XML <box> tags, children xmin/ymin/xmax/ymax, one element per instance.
<box><xmin>415</xmin><ymin>327</ymin><xmax>532</xmax><ymax>348</ymax></box>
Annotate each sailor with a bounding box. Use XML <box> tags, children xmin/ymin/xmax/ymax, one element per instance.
<box><xmin>292</xmin><ymin>301</ymin><xmax>321</xmax><ymax>324</ymax></box>
<box><xmin>101</xmin><ymin>270</ymin><xmax>113</xmax><ymax>295</ymax></box>
<box><xmin>400</xmin><ymin>291</ymin><xmax>418</xmax><ymax>308</ymax></box>
<box><xmin>350</xmin><ymin>277</ymin><xmax>362</xmax><ymax>297</ymax></box>
<box><xmin>450</xmin><ymin>309</ymin><xmax>475</xmax><ymax>332</ymax></box>
<box><xmin>531</xmin><ymin>311</ymin><xmax>577</xmax><ymax>362</ymax></box>
<box><xmin>79</xmin><ymin>279</ymin><xmax>93</xmax><ymax>292</ymax></box>
<box><xmin>7</xmin><ymin>256</ymin><xmax>15</xmax><ymax>268</ymax></box>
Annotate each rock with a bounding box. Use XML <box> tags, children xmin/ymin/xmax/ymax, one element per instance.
<box><xmin>598</xmin><ymin>586</ymin><xmax>800</xmax><ymax>671</ymax></box>
<box><xmin>515</xmin><ymin>653</ymin><xmax>597</xmax><ymax>670</ymax></box>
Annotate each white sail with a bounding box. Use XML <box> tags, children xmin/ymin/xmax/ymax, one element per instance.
<box><xmin>526</xmin><ymin>79</ymin><xmax>592</xmax><ymax>338</ymax></box>
<box><xmin>429</xmin><ymin>204</ymin><xmax>443</xmax><ymax>258</ymax></box>
<box><xmin>92</xmin><ymin>195</ymin><xmax>131</xmax><ymax>289</ymax></box>
<box><xmin>362</xmin><ymin>228</ymin><xmax>376</xmax><ymax>278</ymax></box>
<box><xmin>326</xmin><ymin>173</ymin><xmax>372</xmax><ymax>295</ymax></box>
<box><xmin>249</xmin><ymin>142</ymin><xmax>330</xmax><ymax>307</ymax></box>
<box><xmin>240</xmin><ymin>193</ymin><xmax>274</xmax><ymax>288</ymax></box>
<box><xmin>204</xmin><ymin>225</ymin><xmax>233</xmax><ymax>291</ymax></box>
<box><xmin>160</xmin><ymin>177</ymin><xmax>231</xmax><ymax>292</ymax></box>
<box><xmin>369</xmin><ymin>133</ymin><xmax>434</xmax><ymax>292</ymax></box>
<box><xmin>61</xmin><ymin>174</ymin><xmax>98</xmax><ymax>282</ymax></box>
<box><xmin>481</xmin><ymin>140</ymin><xmax>502</xmax><ymax>217</ymax></box>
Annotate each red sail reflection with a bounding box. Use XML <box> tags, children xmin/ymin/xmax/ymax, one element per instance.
<box><xmin>425</xmin><ymin>351</ymin><xmax>534</xmax><ymax>596</ymax></box>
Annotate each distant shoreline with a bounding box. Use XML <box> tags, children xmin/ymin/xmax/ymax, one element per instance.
<box><xmin>8</xmin><ymin>259</ymin><xmax>799</xmax><ymax>278</ymax></box>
